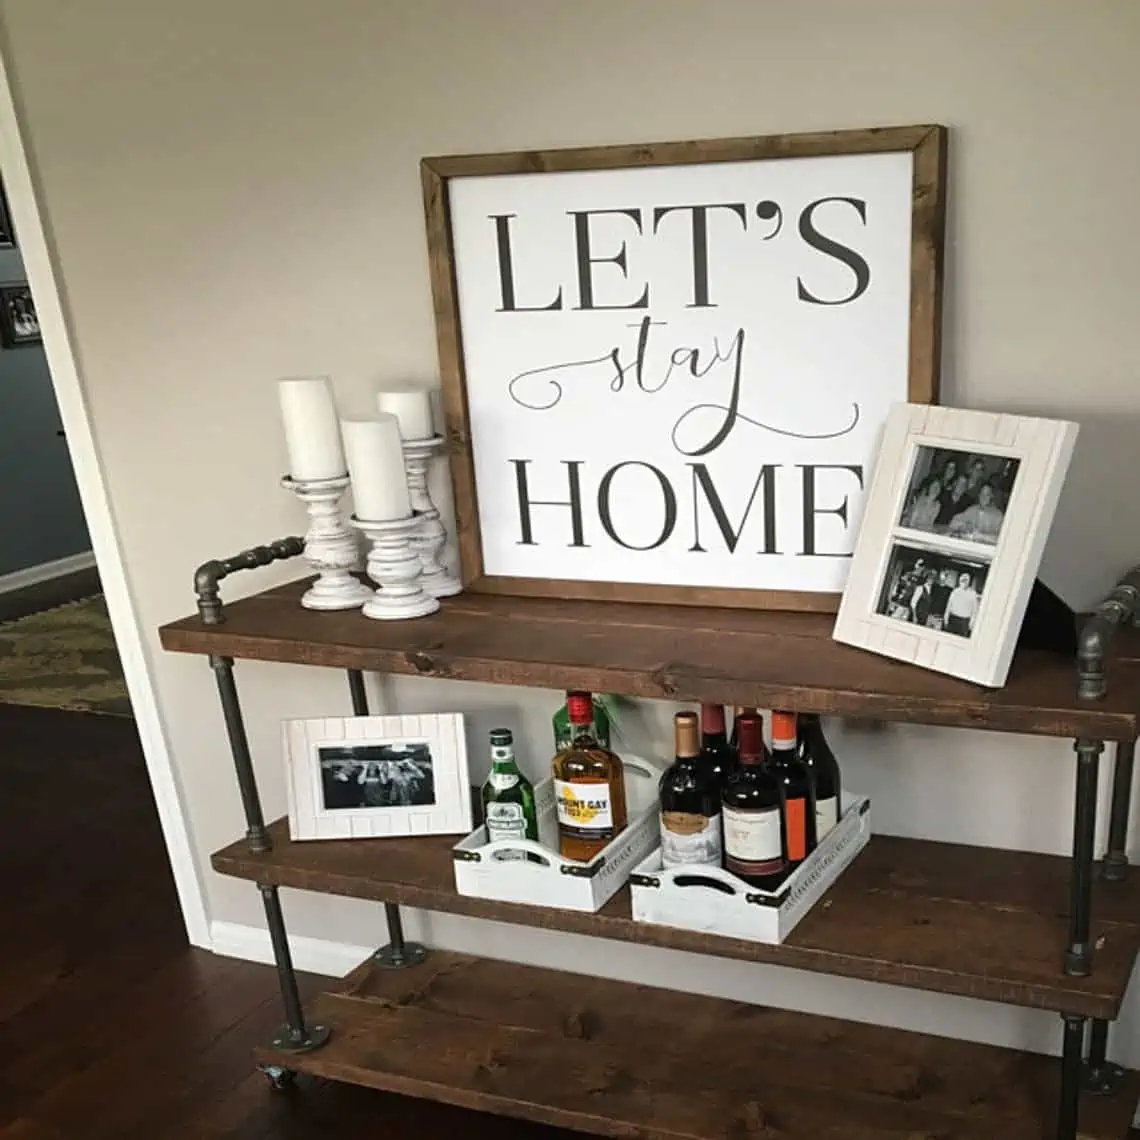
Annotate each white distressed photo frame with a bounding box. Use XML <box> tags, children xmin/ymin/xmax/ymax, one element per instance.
<box><xmin>283</xmin><ymin>712</ymin><xmax>472</xmax><ymax>841</ymax></box>
<box><xmin>832</xmin><ymin>403</ymin><xmax>1078</xmax><ymax>688</ymax></box>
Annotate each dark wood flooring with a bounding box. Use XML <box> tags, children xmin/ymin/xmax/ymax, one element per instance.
<box><xmin>0</xmin><ymin>702</ymin><xmax>568</xmax><ymax>1139</ymax></box>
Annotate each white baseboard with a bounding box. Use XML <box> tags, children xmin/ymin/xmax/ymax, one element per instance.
<box><xmin>209</xmin><ymin>920</ymin><xmax>372</xmax><ymax>978</ymax></box>
<box><xmin>0</xmin><ymin>550</ymin><xmax>96</xmax><ymax>595</ymax></box>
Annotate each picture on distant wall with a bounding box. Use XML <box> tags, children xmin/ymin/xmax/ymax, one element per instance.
<box><xmin>0</xmin><ymin>283</ymin><xmax>40</xmax><ymax>347</ymax></box>
<box><xmin>876</xmin><ymin>542</ymin><xmax>991</xmax><ymax>639</ymax></box>
<box><xmin>0</xmin><ymin>180</ymin><xmax>14</xmax><ymax>249</ymax></box>
<box><xmin>897</xmin><ymin>445</ymin><xmax>1020</xmax><ymax>546</ymax></box>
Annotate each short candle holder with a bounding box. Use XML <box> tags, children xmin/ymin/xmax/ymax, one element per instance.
<box><xmin>280</xmin><ymin>474</ymin><xmax>373</xmax><ymax>611</ymax></box>
<box><xmin>401</xmin><ymin>434</ymin><xmax>462</xmax><ymax>598</ymax></box>
<box><xmin>349</xmin><ymin>513</ymin><xmax>441</xmax><ymax>621</ymax></box>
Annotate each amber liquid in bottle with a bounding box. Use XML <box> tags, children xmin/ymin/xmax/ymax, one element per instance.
<box><xmin>552</xmin><ymin>690</ymin><xmax>628</xmax><ymax>862</ymax></box>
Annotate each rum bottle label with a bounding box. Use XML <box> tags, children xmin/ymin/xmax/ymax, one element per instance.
<box><xmin>554</xmin><ymin>779</ymin><xmax>614</xmax><ymax>841</ymax></box>
<box><xmin>723</xmin><ymin>805</ymin><xmax>784</xmax><ymax>878</ymax></box>
<box><xmin>661</xmin><ymin>810</ymin><xmax>723</xmax><ymax>868</ymax></box>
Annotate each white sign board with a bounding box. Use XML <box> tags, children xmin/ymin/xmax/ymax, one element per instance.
<box><xmin>424</xmin><ymin>126</ymin><xmax>946</xmax><ymax>611</ymax></box>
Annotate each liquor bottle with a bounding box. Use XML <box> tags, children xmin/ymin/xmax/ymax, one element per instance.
<box><xmin>721</xmin><ymin>711</ymin><xmax>787</xmax><ymax>889</ymax></box>
<box><xmin>552</xmin><ymin>690</ymin><xmax>628</xmax><ymax>862</ymax></box>
<box><xmin>481</xmin><ymin>728</ymin><xmax>538</xmax><ymax>860</ymax></box>
<box><xmin>658</xmin><ymin>711</ymin><xmax>723</xmax><ymax>869</ymax></box>
<box><xmin>699</xmin><ymin>703</ymin><xmax>736</xmax><ymax>790</ymax></box>
<box><xmin>799</xmin><ymin>713</ymin><xmax>841</xmax><ymax>841</ymax></box>
<box><xmin>730</xmin><ymin>706</ymin><xmax>758</xmax><ymax>752</ymax></box>
<box><xmin>769</xmin><ymin>711</ymin><xmax>817</xmax><ymax>872</ymax></box>
<box><xmin>553</xmin><ymin>694</ymin><xmax>613</xmax><ymax>752</ymax></box>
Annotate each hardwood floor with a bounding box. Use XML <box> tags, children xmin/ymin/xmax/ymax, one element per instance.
<box><xmin>0</xmin><ymin>703</ymin><xmax>567</xmax><ymax>1139</ymax></box>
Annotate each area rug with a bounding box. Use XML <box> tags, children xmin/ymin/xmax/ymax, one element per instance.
<box><xmin>0</xmin><ymin>594</ymin><xmax>131</xmax><ymax>716</ymax></box>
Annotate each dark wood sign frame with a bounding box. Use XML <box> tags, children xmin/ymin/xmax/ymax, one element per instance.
<box><xmin>421</xmin><ymin>123</ymin><xmax>948</xmax><ymax>613</ymax></box>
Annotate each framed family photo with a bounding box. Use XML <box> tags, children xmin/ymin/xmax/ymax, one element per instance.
<box><xmin>0</xmin><ymin>283</ymin><xmax>40</xmax><ymax>347</ymax></box>
<box><xmin>422</xmin><ymin>123</ymin><xmax>948</xmax><ymax>613</ymax></box>
<box><xmin>283</xmin><ymin>712</ymin><xmax>473</xmax><ymax>842</ymax></box>
<box><xmin>832</xmin><ymin>403</ymin><xmax>1078</xmax><ymax>688</ymax></box>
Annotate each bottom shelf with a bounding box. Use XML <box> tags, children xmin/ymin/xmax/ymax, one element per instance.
<box><xmin>257</xmin><ymin>950</ymin><xmax>1139</xmax><ymax>1140</ymax></box>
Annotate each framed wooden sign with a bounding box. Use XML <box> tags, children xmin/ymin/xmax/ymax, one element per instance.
<box><xmin>422</xmin><ymin>124</ymin><xmax>947</xmax><ymax>612</ymax></box>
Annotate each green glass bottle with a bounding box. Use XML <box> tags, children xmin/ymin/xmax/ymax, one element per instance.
<box><xmin>481</xmin><ymin>728</ymin><xmax>539</xmax><ymax>860</ymax></box>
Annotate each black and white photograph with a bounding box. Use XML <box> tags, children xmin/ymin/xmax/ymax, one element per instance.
<box><xmin>285</xmin><ymin>712</ymin><xmax>472</xmax><ymax>841</ymax></box>
<box><xmin>897</xmin><ymin>445</ymin><xmax>1020</xmax><ymax>546</ymax></box>
<box><xmin>318</xmin><ymin>741</ymin><xmax>436</xmax><ymax>810</ymax></box>
<box><xmin>0</xmin><ymin>180</ymin><xmax>14</xmax><ymax>248</ymax></box>
<box><xmin>876</xmin><ymin>543</ymin><xmax>990</xmax><ymax>639</ymax></box>
<box><xmin>0</xmin><ymin>283</ymin><xmax>41</xmax><ymax>347</ymax></box>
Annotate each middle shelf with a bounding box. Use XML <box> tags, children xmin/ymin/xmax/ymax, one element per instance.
<box><xmin>213</xmin><ymin>818</ymin><xmax>1140</xmax><ymax>1020</ymax></box>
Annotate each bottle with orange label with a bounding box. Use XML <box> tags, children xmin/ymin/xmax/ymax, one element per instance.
<box><xmin>768</xmin><ymin>710</ymin><xmax>818</xmax><ymax>877</ymax></box>
<box><xmin>551</xmin><ymin>690</ymin><xmax>628</xmax><ymax>862</ymax></box>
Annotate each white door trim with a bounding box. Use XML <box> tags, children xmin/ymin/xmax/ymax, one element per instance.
<box><xmin>0</xmin><ymin>40</ymin><xmax>210</xmax><ymax>946</ymax></box>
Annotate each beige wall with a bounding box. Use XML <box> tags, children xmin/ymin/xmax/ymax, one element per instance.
<box><xmin>4</xmin><ymin>0</ymin><xmax>1140</xmax><ymax>1059</ymax></box>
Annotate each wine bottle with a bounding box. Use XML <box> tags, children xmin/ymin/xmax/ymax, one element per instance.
<box><xmin>658</xmin><ymin>711</ymin><xmax>723</xmax><ymax>869</ymax></box>
<box><xmin>729</xmin><ymin>706</ymin><xmax>758</xmax><ymax>752</ymax></box>
<box><xmin>698</xmin><ymin>703</ymin><xmax>736</xmax><ymax>789</ymax></box>
<box><xmin>799</xmin><ymin>713</ymin><xmax>841</xmax><ymax>841</ymax></box>
<box><xmin>721</xmin><ymin>711</ymin><xmax>787</xmax><ymax>889</ymax></box>
<box><xmin>552</xmin><ymin>690</ymin><xmax>628</xmax><ymax>862</ymax></box>
<box><xmin>481</xmin><ymin>728</ymin><xmax>538</xmax><ymax>861</ymax></box>
<box><xmin>769</xmin><ymin>711</ymin><xmax>817</xmax><ymax>873</ymax></box>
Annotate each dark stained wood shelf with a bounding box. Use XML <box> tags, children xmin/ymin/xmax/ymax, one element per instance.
<box><xmin>213</xmin><ymin>819</ymin><xmax>1140</xmax><ymax>1020</ymax></box>
<box><xmin>256</xmin><ymin>950</ymin><xmax>1139</xmax><ymax>1140</ymax></box>
<box><xmin>159</xmin><ymin>577</ymin><xmax>1140</xmax><ymax>739</ymax></box>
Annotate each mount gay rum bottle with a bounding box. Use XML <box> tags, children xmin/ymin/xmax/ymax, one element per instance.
<box><xmin>552</xmin><ymin>691</ymin><xmax>628</xmax><ymax>862</ymax></box>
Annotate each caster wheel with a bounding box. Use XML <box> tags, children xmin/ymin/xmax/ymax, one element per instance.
<box><xmin>259</xmin><ymin>1064</ymin><xmax>296</xmax><ymax>1091</ymax></box>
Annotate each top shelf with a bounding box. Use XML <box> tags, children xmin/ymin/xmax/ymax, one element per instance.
<box><xmin>158</xmin><ymin>576</ymin><xmax>1140</xmax><ymax>740</ymax></box>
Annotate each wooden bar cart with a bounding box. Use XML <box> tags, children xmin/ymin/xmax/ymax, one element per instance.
<box><xmin>158</xmin><ymin>539</ymin><xmax>1140</xmax><ymax>1140</ymax></box>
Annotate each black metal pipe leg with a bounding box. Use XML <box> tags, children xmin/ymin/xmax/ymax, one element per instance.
<box><xmin>347</xmin><ymin>669</ymin><xmax>368</xmax><ymax>717</ymax></box>
<box><xmin>1083</xmin><ymin>1018</ymin><xmax>1126</xmax><ymax>1093</ymax></box>
<box><xmin>1065</xmin><ymin>739</ymin><xmax>1103</xmax><ymax>976</ymax></box>
<box><xmin>211</xmin><ymin>654</ymin><xmax>270</xmax><ymax>853</ymax></box>
<box><xmin>260</xmin><ymin>884</ymin><xmax>331</xmax><ymax>1053</ymax></box>
<box><xmin>1102</xmin><ymin>739</ymin><xmax>1136</xmax><ymax>882</ymax></box>
<box><xmin>1057</xmin><ymin>1015</ymin><xmax>1085</xmax><ymax>1140</ymax></box>
<box><xmin>374</xmin><ymin>901</ymin><xmax>428</xmax><ymax>969</ymax></box>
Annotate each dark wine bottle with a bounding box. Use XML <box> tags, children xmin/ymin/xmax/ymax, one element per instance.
<box><xmin>721</xmin><ymin>712</ymin><xmax>787</xmax><ymax>889</ymax></box>
<box><xmin>769</xmin><ymin>711</ymin><xmax>817</xmax><ymax>874</ymax></box>
<box><xmin>658</xmin><ymin>711</ymin><xmax>723</xmax><ymax>869</ymax></box>
<box><xmin>699</xmin><ymin>702</ymin><xmax>736</xmax><ymax>789</ymax></box>
<box><xmin>729</xmin><ymin>706</ymin><xmax>758</xmax><ymax>752</ymax></box>
<box><xmin>799</xmin><ymin>713</ymin><xmax>841</xmax><ymax>841</ymax></box>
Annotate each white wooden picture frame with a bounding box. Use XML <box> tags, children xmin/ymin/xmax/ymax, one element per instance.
<box><xmin>283</xmin><ymin>712</ymin><xmax>472</xmax><ymax>841</ymax></box>
<box><xmin>832</xmin><ymin>403</ymin><xmax>1078</xmax><ymax>688</ymax></box>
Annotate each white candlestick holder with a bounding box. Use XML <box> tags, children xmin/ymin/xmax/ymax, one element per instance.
<box><xmin>349</xmin><ymin>514</ymin><xmax>441</xmax><ymax>621</ymax></box>
<box><xmin>280</xmin><ymin>474</ymin><xmax>373</xmax><ymax>611</ymax></box>
<box><xmin>401</xmin><ymin>434</ymin><xmax>462</xmax><ymax>598</ymax></box>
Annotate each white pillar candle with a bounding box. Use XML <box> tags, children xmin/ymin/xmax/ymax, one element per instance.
<box><xmin>376</xmin><ymin>386</ymin><xmax>435</xmax><ymax>441</ymax></box>
<box><xmin>342</xmin><ymin>413</ymin><xmax>412</xmax><ymax>522</ymax></box>
<box><xmin>277</xmin><ymin>376</ymin><xmax>346</xmax><ymax>481</ymax></box>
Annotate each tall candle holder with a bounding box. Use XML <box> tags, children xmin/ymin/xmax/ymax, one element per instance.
<box><xmin>401</xmin><ymin>434</ymin><xmax>462</xmax><ymax>598</ymax></box>
<box><xmin>349</xmin><ymin>514</ymin><xmax>441</xmax><ymax>621</ymax></box>
<box><xmin>280</xmin><ymin>474</ymin><xmax>373</xmax><ymax>611</ymax></box>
